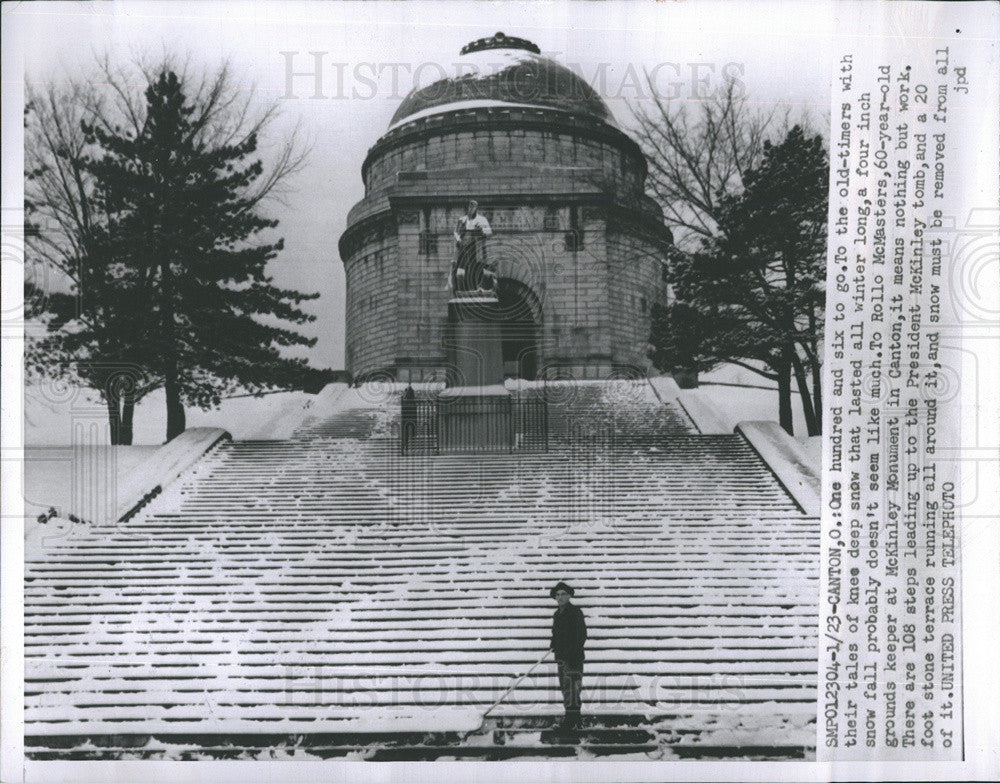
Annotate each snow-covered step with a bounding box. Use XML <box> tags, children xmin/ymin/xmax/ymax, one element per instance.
<box><xmin>24</xmin><ymin>380</ymin><xmax>819</xmax><ymax>759</ymax></box>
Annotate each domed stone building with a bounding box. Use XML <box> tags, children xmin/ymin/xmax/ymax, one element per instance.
<box><xmin>339</xmin><ymin>32</ymin><xmax>673</xmax><ymax>383</ymax></box>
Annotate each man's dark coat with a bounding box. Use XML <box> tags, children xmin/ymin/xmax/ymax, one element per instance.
<box><xmin>550</xmin><ymin>603</ymin><xmax>587</xmax><ymax>666</ymax></box>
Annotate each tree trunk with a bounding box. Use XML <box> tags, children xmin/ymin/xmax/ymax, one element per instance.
<box><xmin>776</xmin><ymin>355</ymin><xmax>793</xmax><ymax>436</ymax></box>
<box><xmin>810</xmin><ymin>345</ymin><xmax>823</xmax><ymax>433</ymax></box>
<box><xmin>790</xmin><ymin>348</ymin><xmax>819</xmax><ymax>436</ymax></box>
<box><xmin>807</xmin><ymin>307</ymin><xmax>823</xmax><ymax>433</ymax></box>
<box><xmin>121</xmin><ymin>394</ymin><xmax>135</xmax><ymax>446</ymax></box>
<box><xmin>165</xmin><ymin>369</ymin><xmax>185</xmax><ymax>442</ymax></box>
<box><xmin>105</xmin><ymin>394</ymin><xmax>122</xmax><ymax>445</ymax></box>
<box><xmin>161</xmin><ymin>257</ymin><xmax>185</xmax><ymax>442</ymax></box>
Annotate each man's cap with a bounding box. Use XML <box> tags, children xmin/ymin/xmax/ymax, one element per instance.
<box><xmin>550</xmin><ymin>581</ymin><xmax>575</xmax><ymax>598</ymax></box>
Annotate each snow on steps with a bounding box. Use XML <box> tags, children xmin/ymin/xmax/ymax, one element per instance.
<box><xmin>24</xmin><ymin>380</ymin><xmax>818</xmax><ymax>760</ymax></box>
<box><xmin>246</xmin><ymin>383</ymin><xmax>351</xmax><ymax>440</ymax></box>
<box><xmin>24</xmin><ymin>710</ymin><xmax>815</xmax><ymax>760</ymax></box>
<box><xmin>26</xmin><ymin>428</ymin><xmax>230</xmax><ymax>530</ymax></box>
<box><xmin>112</xmin><ymin>428</ymin><xmax>231</xmax><ymax>523</ymax></box>
<box><xmin>736</xmin><ymin>421</ymin><xmax>822</xmax><ymax>516</ymax></box>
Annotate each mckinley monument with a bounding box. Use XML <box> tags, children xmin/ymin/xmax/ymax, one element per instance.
<box><xmin>339</xmin><ymin>32</ymin><xmax>674</xmax><ymax>384</ymax></box>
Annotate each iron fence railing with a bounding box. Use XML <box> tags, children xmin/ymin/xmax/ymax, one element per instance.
<box><xmin>400</xmin><ymin>394</ymin><xmax>548</xmax><ymax>455</ymax></box>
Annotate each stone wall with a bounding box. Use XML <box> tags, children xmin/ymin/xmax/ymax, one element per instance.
<box><xmin>344</xmin><ymin>233</ymin><xmax>399</xmax><ymax>378</ymax></box>
<box><xmin>394</xmin><ymin>208</ymin><xmax>449</xmax><ymax>374</ymax></box>
<box><xmin>366</xmin><ymin>129</ymin><xmax>640</xmax><ymax>195</ymax></box>
<box><xmin>606</xmin><ymin>231</ymin><xmax>668</xmax><ymax>372</ymax></box>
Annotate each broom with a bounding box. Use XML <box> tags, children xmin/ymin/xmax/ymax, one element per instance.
<box><xmin>459</xmin><ymin>649</ymin><xmax>553</xmax><ymax>740</ymax></box>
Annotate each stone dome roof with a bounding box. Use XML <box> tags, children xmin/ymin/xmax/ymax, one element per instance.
<box><xmin>388</xmin><ymin>32</ymin><xmax>614</xmax><ymax>129</ymax></box>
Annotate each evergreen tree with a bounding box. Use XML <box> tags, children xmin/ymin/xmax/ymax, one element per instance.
<box><xmin>79</xmin><ymin>70</ymin><xmax>321</xmax><ymax>441</ymax></box>
<box><xmin>650</xmin><ymin>126</ymin><xmax>828</xmax><ymax>435</ymax></box>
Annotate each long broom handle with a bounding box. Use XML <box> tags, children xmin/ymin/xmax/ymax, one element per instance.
<box><xmin>477</xmin><ymin>648</ymin><xmax>553</xmax><ymax>725</ymax></box>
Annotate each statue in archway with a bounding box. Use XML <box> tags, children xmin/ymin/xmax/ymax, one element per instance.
<box><xmin>451</xmin><ymin>200</ymin><xmax>496</xmax><ymax>296</ymax></box>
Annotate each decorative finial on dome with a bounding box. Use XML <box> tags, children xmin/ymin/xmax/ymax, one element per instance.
<box><xmin>460</xmin><ymin>32</ymin><xmax>541</xmax><ymax>56</ymax></box>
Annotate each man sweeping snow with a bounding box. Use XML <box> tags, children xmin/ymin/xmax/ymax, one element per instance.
<box><xmin>549</xmin><ymin>581</ymin><xmax>587</xmax><ymax>731</ymax></box>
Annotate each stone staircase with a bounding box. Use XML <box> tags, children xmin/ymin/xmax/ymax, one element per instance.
<box><xmin>24</xmin><ymin>381</ymin><xmax>818</xmax><ymax>760</ymax></box>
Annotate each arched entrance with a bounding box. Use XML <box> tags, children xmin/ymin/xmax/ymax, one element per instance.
<box><xmin>496</xmin><ymin>278</ymin><xmax>540</xmax><ymax>380</ymax></box>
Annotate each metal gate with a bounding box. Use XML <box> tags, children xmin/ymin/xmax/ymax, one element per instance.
<box><xmin>400</xmin><ymin>394</ymin><xmax>548</xmax><ymax>455</ymax></box>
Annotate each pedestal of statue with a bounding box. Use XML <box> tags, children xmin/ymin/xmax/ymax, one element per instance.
<box><xmin>445</xmin><ymin>293</ymin><xmax>505</xmax><ymax>388</ymax></box>
<box><xmin>440</xmin><ymin>293</ymin><xmax>511</xmax><ymax>451</ymax></box>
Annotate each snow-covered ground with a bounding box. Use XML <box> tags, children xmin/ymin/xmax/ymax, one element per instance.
<box><xmin>24</xmin><ymin>365</ymin><xmax>814</xmax><ymax>446</ymax></box>
<box><xmin>24</xmin><ymin>384</ymin><xmax>328</xmax><ymax>446</ymax></box>
<box><xmin>23</xmin><ymin>446</ymin><xmax>159</xmax><ymax>521</ymax></box>
<box><xmin>695</xmin><ymin>365</ymin><xmax>812</xmax><ymax>438</ymax></box>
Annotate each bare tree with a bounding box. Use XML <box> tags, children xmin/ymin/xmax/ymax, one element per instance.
<box><xmin>631</xmin><ymin>77</ymin><xmax>826</xmax><ymax>434</ymax></box>
<box><xmin>631</xmin><ymin>79</ymin><xmax>796</xmax><ymax>253</ymax></box>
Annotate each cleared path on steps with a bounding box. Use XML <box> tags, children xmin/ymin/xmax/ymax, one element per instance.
<box><xmin>24</xmin><ymin>381</ymin><xmax>818</xmax><ymax>759</ymax></box>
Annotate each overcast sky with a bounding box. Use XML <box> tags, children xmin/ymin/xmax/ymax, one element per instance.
<box><xmin>5</xmin><ymin>0</ymin><xmax>835</xmax><ymax>370</ymax></box>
